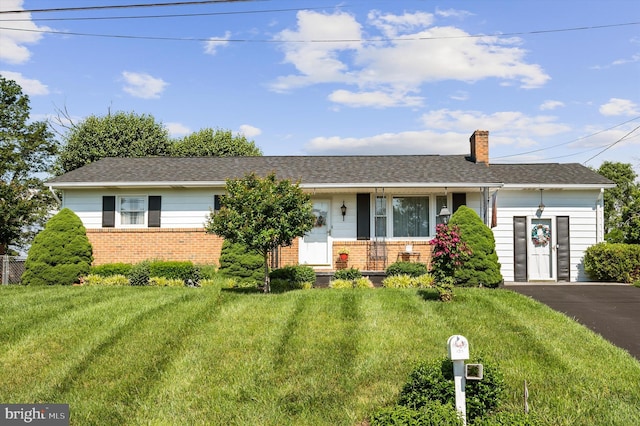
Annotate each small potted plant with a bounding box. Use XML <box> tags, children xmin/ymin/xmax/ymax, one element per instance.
<box><xmin>338</xmin><ymin>247</ymin><xmax>349</xmax><ymax>261</ymax></box>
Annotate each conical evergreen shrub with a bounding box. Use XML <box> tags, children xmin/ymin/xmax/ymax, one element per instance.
<box><xmin>218</xmin><ymin>240</ymin><xmax>264</xmax><ymax>286</ymax></box>
<box><xmin>21</xmin><ymin>208</ymin><xmax>93</xmax><ymax>285</ymax></box>
<box><xmin>448</xmin><ymin>205</ymin><xmax>503</xmax><ymax>287</ymax></box>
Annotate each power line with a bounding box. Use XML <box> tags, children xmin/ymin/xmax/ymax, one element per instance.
<box><xmin>0</xmin><ymin>0</ymin><xmax>266</xmax><ymax>14</ymax></box>
<box><xmin>491</xmin><ymin>116</ymin><xmax>640</xmax><ymax>160</ymax></box>
<box><xmin>0</xmin><ymin>6</ymin><xmax>328</xmax><ymax>22</ymax></box>
<box><xmin>583</xmin><ymin>125</ymin><xmax>640</xmax><ymax>165</ymax></box>
<box><xmin>1</xmin><ymin>21</ymin><xmax>638</xmax><ymax>43</ymax></box>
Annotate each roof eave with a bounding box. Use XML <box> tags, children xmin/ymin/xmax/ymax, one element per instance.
<box><xmin>500</xmin><ymin>183</ymin><xmax>616</xmax><ymax>190</ymax></box>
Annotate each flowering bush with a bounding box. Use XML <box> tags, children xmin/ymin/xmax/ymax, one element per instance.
<box><xmin>429</xmin><ymin>224</ymin><xmax>471</xmax><ymax>300</ymax></box>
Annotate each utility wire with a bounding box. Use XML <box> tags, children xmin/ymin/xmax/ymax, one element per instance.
<box><xmin>1</xmin><ymin>21</ymin><xmax>638</xmax><ymax>43</ymax></box>
<box><xmin>0</xmin><ymin>0</ymin><xmax>266</xmax><ymax>14</ymax></box>
<box><xmin>583</xmin><ymin>125</ymin><xmax>640</xmax><ymax>165</ymax></box>
<box><xmin>0</xmin><ymin>6</ymin><xmax>329</xmax><ymax>22</ymax></box>
<box><xmin>492</xmin><ymin>116</ymin><xmax>640</xmax><ymax>160</ymax></box>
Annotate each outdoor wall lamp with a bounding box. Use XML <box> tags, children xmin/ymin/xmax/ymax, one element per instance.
<box><xmin>341</xmin><ymin>201</ymin><xmax>347</xmax><ymax>220</ymax></box>
<box><xmin>439</xmin><ymin>205</ymin><xmax>451</xmax><ymax>224</ymax></box>
<box><xmin>538</xmin><ymin>189</ymin><xmax>545</xmax><ymax>213</ymax></box>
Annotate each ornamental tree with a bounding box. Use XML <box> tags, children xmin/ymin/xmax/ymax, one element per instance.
<box><xmin>205</xmin><ymin>172</ymin><xmax>315</xmax><ymax>292</ymax></box>
<box><xmin>449</xmin><ymin>206</ymin><xmax>503</xmax><ymax>288</ymax></box>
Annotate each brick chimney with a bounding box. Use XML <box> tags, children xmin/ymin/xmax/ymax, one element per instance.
<box><xmin>469</xmin><ymin>130</ymin><xmax>489</xmax><ymax>164</ymax></box>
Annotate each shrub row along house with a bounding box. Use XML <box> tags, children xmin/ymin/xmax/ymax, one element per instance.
<box><xmin>47</xmin><ymin>130</ymin><xmax>613</xmax><ymax>282</ymax></box>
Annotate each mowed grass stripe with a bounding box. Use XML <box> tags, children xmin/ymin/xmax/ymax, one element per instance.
<box><xmin>58</xmin><ymin>287</ymin><xmax>223</xmax><ymax>425</ymax></box>
<box><xmin>0</xmin><ymin>287</ymin><xmax>205</xmax><ymax>403</ymax></box>
<box><xmin>2</xmin><ymin>286</ymin><xmax>639</xmax><ymax>426</ymax></box>
<box><xmin>462</xmin><ymin>289</ymin><xmax>640</xmax><ymax>425</ymax></box>
<box><xmin>0</xmin><ymin>287</ymin><xmax>123</xmax><ymax>346</ymax></box>
<box><xmin>135</xmin><ymin>290</ymin><xmax>302</xmax><ymax>426</ymax></box>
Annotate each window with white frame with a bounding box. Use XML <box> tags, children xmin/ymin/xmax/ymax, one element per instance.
<box><xmin>392</xmin><ymin>196</ymin><xmax>429</xmax><ymax>237</ymax></box>
<box><xmin>119</xmin><ymin>196</ymin><xmax>146</xmax><ymax>225</ymax></box>
<box><xmin>373</xmin><ymin>195</ymin><xmax>433</xmax><ymax>238</ymax></box>
<box><xmin>375</xmin><ymin>196</ymin><xmax>387</xmax><ymax>237</ymax></box>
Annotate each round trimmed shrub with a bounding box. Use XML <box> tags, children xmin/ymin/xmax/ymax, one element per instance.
<box><xmin>333</xmin><ymin>267</ymin><xmax>362</xmax><ymax>281</ymax></box>
<box><xmin>386</xmin><ymin>261</ymin><xmax>428</xmax><ymax>277</ymax></box>
<box><xmin>21</xmin><ymin>208</ymin><xmax>93</xmax><ymax>286</ymax></box>
<box><xmin>128</xmin><ymin>261</ymin><xmax>150</xmax><ymax>286</ymax></box>
<box><xmin>398</xmin><ymin>356</ymin><xmax>504</xmax><ymax>422</ymax></box>
<box><xmin>448</xmin><ymin>206</ymin><xmax>503</xmax><ymax>288</ymax></box>
<box><xmin>218</xmin><ymin>240</ymin><xmax>263</xmax><ymax>286</ymax></box>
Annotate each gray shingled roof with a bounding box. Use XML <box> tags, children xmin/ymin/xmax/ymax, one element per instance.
<box><xmin>489</xmin><ymin>163</ymin><xmax>613</xmax><ymax>185</ymax></box>
<box><xmin>46</xmin><ymin>156</ymin><xmax>613</xmax><ymax>188</ymax></box>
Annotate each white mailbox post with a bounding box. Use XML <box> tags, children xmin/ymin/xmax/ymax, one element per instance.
<box><xmin>447</xmin><ymin>335</ymin><xmax>470</xmax><ymax>425</ymax></box>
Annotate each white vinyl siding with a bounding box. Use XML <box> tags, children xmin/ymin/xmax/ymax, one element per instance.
<box><xmin>491</xmin><ymin>189</ymin><xmax>602</xmax><ymax>282</ymax></box>
<box><xmin>62</xmin><ymin>189</ymin><xmax>220</xmax><ymax>229</ymax></box>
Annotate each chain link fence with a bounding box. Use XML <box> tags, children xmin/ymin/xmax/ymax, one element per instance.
<box><xmin>1</xmin><ymin>255</ymin><xmax>26</xmax><ymax>285</ymax></box>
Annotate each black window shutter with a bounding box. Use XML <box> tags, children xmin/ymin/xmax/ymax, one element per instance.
<box><xmin>513</xmin><ymin>216</ymin><xmax>528</xmax><ymax>282</ymax></box>
<box><xmin>556</xmin><ymin>216</ymin><xmax>570</xmax><ymax>282</ymax></box>
<box><xmin>148</xmin><ymin>196</ymin><xmax>161</xmax><ymax>227</ymax></box>
<box><xmin>102</xmin><ymin>196</ymin><xmax>115</xmax><ymax>228</ymax></box>
<box><xmin>356</xmin><ymin>193</ymin><xmax>370</xmax><ymax>240</ymax></box>
<box><xmin>214</xmin><ymin>194</ymin><xmax>221</xmax><ymax>212</ymax></box>
<box><xmin>452</xmin><ymin>193</ymin><xmax>466</xmax><ymax>213</ymax></box>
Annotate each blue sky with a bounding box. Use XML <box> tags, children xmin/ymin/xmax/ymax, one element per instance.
<box><xmin>1</xmin><ymin>0</ymin><xmax>639</xmax><ymax>172</ymax></box>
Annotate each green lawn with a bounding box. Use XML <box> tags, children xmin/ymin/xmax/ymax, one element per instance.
<box><xmin>1</xmin><ymin>285</ymin><xmax>639</xmax><ymax>425</ymax></box>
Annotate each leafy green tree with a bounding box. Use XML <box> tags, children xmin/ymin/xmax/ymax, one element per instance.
<box><xmin>21</xmin><ymin>208</ymin><xmax>93</xmax><ymax>285</ymax></box>
<box><xmin>0</xmin><ymin>76</ymin><xmax>58</xmax><ymax>254</ymax></box>
<box><xmin>170</xmin><ymin>128</ymin><xmax>262</xmax><ymax>157</ymax></box>
<box><xmin>449</xmin><ymin>206</ymin><xmax>503</xmax><ymax>288</ymax></box>
<box><xmin>597</xmin><ymin>161</ymin><xmax>640</xmax><ymax>244</ymax></box>
<box><xmin>206</xmin><ymin>172</ymin><xmax>315</xmax><ymax>292</ymax></box>
<box><xmin>55</xmin><ymin>111</ymin><xmax>171</xmax><ymax>174</ymax></box>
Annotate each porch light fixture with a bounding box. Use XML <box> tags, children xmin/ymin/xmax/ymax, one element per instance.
<box><xmin>439</xmin><ymin>186</ymin><xmax>451</xmax><ymax>224</ymax></box>
<box><xmin>439</xmin><ymin>205</ymin><xmax>451</xmax><ymax>224</ymax></box>
<box><xmin>538</xmin><ymin>189</ymin><xmax>545</xmax><ymax>213</ymax></box>
<box><xmin>341</xmin><ymin>201</ymin><xmax>347</xmax><ymax>220</ymax></box>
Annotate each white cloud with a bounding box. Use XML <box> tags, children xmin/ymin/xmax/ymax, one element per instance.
<box><xmin>165</xmin><ymin>122</ymin><xmax>191</xmax><ymax>137</ymax></box>
<box><xmin>204</xmin><ymin>31</ymin><xmax>231</xmax><ymax>55</ymax></box>
<box><xmin>540</xmin><ymin>100</ymin><xmax>565</xmax><ymax>111</ymax></box>
<box><xmin>599</xmin><ymin>98</ymin><xmax>639</xmax><ymax>116</ymax></box>
<box><xmin>450</xmin><ymin>90</ymin><xmax>469</xmax><ymax>101</ymax></box>
<box><xmin>421</xmin><ymin>109</ymin><xmax>570</xmax><ymax>140</ymax></box>
<box><xmin>121</xmin><ymin>71</ymin><xmax>168</xmax><ymax>99</ymax></box>
<box><xmin>0</xmin><ymin>0</ymin><xmax>51</xmax><ymax>64</ymax></box>
<box><xmin>435</xmin><ymin>8</ymin><xmax>473</xmax><ymax>19</ymax></box>
<box><xmin>0</xmin><ymin>70</ymin><xmax>48</xmax><ymax>95</ymax></box>
<box><xmin>304</xmin><ymin>108</ymin><xmax>571</xmax><ymax>155</ymax></box>
<box><xmin>270</xmin><ymin>10</ymin><xmax>550</xmax><ymax>106</ymax></box>
<box><xmin>237</xmin><ymin>124</ymin><xmax>262</xmax><ymax>138</ymax></box>
<box><xmin>305</xmin><ymin>130</ymin><xmax>468</xmax><ymax>155</ymax></box>
<box><xmin>328</xmin><ymin>89</ymin><xmax>423</xmax><ymax>108</ymax></box>
<box><xmin>367</xmin><ymin>10</ymin><xmax>435</xmax><ymax>37</ymax></box>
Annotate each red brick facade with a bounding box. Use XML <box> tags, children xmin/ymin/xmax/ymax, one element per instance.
<box><xmin>88</xmin><ymin>228</ymin><xmax>432</xmax><ymax>271</ymax></box>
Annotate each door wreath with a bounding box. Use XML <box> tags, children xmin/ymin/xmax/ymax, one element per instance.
<box><xmin>531</xmin><ymin>224</ymin><xmax>551</xmax><ymax>246</ymax></box>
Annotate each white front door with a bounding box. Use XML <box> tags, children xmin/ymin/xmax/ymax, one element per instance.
<box><xmin>529</xmin><ymin>218</ymin><xmax>555</xmax><ymax>280</ymax></box>
<box><xmin>299</xmin><ymin>200</ymin><xmax>331</xmax><ymax>266</ymax></box>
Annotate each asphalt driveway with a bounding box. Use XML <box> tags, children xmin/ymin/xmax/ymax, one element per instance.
<box><xmin>506</xmin><ymin>284</ymin><xmax>640</xmax><ymax>360</ymax></box>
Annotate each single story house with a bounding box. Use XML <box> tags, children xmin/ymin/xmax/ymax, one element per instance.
<box><xmin>46</xmin><ymin>130</ymin><xmax>614</xmax><ymax>282</ymax></box>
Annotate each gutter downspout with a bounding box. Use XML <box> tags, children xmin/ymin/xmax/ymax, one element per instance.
<box><xmin>49</xmin><ymin>186</ymin><xmax>61</xmax><ymax>205</ymax></box>
<box><xmin>596</xmin><ymin>188</ymin><xmax>604</xmax><ymax>243</ymax></box>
